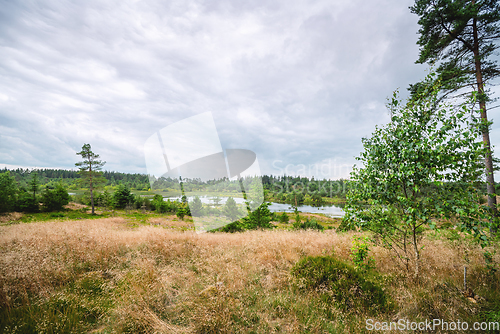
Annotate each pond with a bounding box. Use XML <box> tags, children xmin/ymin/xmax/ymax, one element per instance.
<box><xmin>165</xmin><ymin>195</ymin><xmax>345</xmax><ymax>218</ymax></box>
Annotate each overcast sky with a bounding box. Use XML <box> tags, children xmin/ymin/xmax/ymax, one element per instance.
<box><xmin>1</xmin><ymin>0</ymin><xmax>499</xmax><ymax>180</ymax></box>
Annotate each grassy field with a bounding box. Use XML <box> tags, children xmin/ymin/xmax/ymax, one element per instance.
<box><xmin>0</xmin><ymin>209</ymin><xmax>499</xmax><ymax>333</ymax></box>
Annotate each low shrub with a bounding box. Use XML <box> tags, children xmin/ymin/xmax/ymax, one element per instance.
<box><xmin>350</xmin><ymin>236</ymin><xmax>375</xmax><ymax>271</ymax></box>
<box><xmin>293</xmin><ymin>218</ymin><xmax>324</xmax><ymax>231</ymax></box>
<box><xmin>41</xmin><ymin>184</ymin><xmax>70</xmax><ymax>212</ymax></box>
<box><xmin>16</xmin><ymin>191</ymin><xmax>39</xmax><ymax>213</ymax></box>
<box><xmin>290</xmin><ymin>255</ymin><xmax>390</xmax><ymax>314</ymax></box>
<box><xmin>278</xmin><ymin>212</ymin><xmax>289</xmax><ymax>224</ymax></box>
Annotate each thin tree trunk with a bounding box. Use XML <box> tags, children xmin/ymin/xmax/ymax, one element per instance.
<box><xmin>400</xmin><ymin>220</ymin><xmax>410</xmax><ymax>273</ymax></box>
<box><xmin>90</xmin><ymin>164</ymin><xmax>94</xmax><ymax>215</ymax></box>
<box><xmin>473</xmin><ymin>14</ymin><xmax>498</xmax><ymax>234</ymax></box>
<box><xmin>412</xmin><ymin>223</ymin><xmax>420</xmax><ymax>280</ymax></box>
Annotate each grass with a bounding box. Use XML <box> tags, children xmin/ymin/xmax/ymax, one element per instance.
<box><xmin>0</xmin><ymin>210</ymin><xmax>499</xmax><ymax>333</ymax></box>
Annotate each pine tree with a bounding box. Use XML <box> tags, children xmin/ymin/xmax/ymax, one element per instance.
<box><xmin>75</xmin><ymin>144</ymin><xmax>106</xmax><ymax>214</ymax></box>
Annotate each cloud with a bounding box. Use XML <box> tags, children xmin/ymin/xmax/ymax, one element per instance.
<box><xmin>1</xmin><ymin>0</ymin><xmax>498</xmax><ymax>179</ymax></box>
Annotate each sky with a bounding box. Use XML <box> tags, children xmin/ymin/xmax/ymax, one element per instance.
<box><xmin>1</xmin><ymin>0</ymin><xmax>499</xmax><ymax>180</ymax></box>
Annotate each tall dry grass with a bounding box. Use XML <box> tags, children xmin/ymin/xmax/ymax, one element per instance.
<box><xmin>0</xmin><ymin>218</ymin><xmax>498</xmax><ymax>333</ymax></box>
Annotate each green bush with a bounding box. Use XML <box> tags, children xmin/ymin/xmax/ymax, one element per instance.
<box><xmin>134</xmin><ymin>195</ymin><xmax>152</xmax><ymax>211</ymax></box>
<box><xmin>112</xmin><ymin>184</ymin><xmax>134</xmax><ymax>209</ymax></box>
<box><xmin>176</xmin><ymin>207</ymin><xmax>187</xmax><ymax>220</ymax></box>
<box><xmin>240</xmin><ymin>202</ymin><xmax>274</xmax><ymax>230</ymax></box>
<box><xmin>291</xmin><ymin>255</ymin><xmax>390</xmax><ymax>314</ymax></box>
<box><xmin>41</xmin><ymin>184</ymin><xmax>70</xmax><ymax>212</ymax></box>
<box><xmin>95</xmin><ymin>190</ymin><xmax>113</xmax><ymax>208</ymax></box>
<box><xmin>351</xmin><ymin>236</ymin><xmax>375</xmax><ymax>271</ymax></box>
<box><xmin>151</xmin><ymin>194</ymin><xmax>178</xmax><ymax>213</ymax></box>
<box><xmin>219</xmin><ymin>221</ymin><xmax>245</xmax><ymax>233</ymax></box>
<box><xmin>222</xmin><ymin>197</ymin><xmax>240</xmax><ymax>221</ymax></box>
<box><xmin>16</xmin><ymin>190</ymin><xmax>39</xmax><ymax>213</ymax></box>
<box><xmin>190</xmin><ymin>196</ymin><xmax>204</xmax><ymax>216</ymax></box>
<box><xmin>279</xmin><ymin>212</ymin><xmax>289</xmax><ymax>224</ymax></box>
<box><xmin>293</xmin><ymin>218</ymin><xmax>324</xmax><ymax>231</ymax></box>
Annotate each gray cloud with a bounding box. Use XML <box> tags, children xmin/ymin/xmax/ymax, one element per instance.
<box><xmin>1</xmin><ymin>0</ymin><xmax>498</xmax><ymax>179</ymax></box>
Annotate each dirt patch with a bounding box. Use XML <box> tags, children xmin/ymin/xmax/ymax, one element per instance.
<box><xmin>64</xmin><ymin>202</ymin><xmax>88</xmax><ymax>210</ymax></box>
<box><xmin>0</xmin><ymin>212</ymin><xmax>24</xmax><ymax>224</ymax></box>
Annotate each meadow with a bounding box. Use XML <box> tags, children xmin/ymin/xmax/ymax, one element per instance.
<box><xmin>0</xmin><ymin>209</ymin><xmax>499</xmax><ymax>333</ymax></box>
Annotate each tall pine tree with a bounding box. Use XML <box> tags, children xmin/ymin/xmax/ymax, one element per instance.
<box><xmin>76</xmin><ymin>144</ymin><xmax>106</xmax><ymax>214</ymax></box>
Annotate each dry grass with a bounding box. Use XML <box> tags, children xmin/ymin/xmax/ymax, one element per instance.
<box><xmin>147</xmin><ymin>216</ymin><xmax>194</xmax><ymax>229</ymax></box>
<box><xmin>0</xmin><ymin>212</ymin><xmax>23</xmax><ymax>224</ymax></box>
<box><xmin>0</xmin><ymin>218</ymin><xmax>498</xmax><ymax>333</ymax></box>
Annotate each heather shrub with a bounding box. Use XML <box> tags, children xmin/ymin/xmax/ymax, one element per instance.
<box><xmin>291</xmin><ymin>255</ymin><xmax>390</xmax><ymax>314</ymax></box>
<box><xmin>293</xmin><ymin>218</ymin><xmax>324</xmax><ymax>231</ymax></box>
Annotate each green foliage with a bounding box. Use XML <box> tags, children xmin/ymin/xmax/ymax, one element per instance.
<box><xmin>95</xmin><ymin>189</ymin><xmax>113</xmax><ymax>208</ymax></box>
<box><xmin>293</xmin><ymin>218</ymin><xmax>324</xmax><ymax>231</ymax></box>
<box><xmin>16</xmin><ymin>190</ymin><xmax>39</xmax><ymax>213</ymax></box>
<box><xmin>290</xmin><ymin>255</ymin><xmax>390</xmax><ymax>314</ymax></box>
<box><xmin>112</xmin><ymin>184</ymin><xmax>134</xmax><ymax>209</ymax></box>
<box><xmin>279</xmin><ymin>212</ymin><xmax>289</xmax><ymax>224</ymax></box>
<box><xmin>263</xmin><ymin>176</ymin><xmax>348</xmax><ymax>201</ymax></box>
<box><xmin>29</xmin><ymin>171</ymin><xmax>40</xmax><ymax>200</ymax></box>
<box><xmin>190</xmin><ymin>196</ymin><xmax>204</xmax><ymax>217</ymax></box>
<box><xmin>152</xmin><ymin>194</ymin><xmax>167</xmax><ymax>213</ymax></box>
<box><xmin>181</xmin><ymin>194</ymin><xmax>188</xmax><ymax>204</ymax></box>
<box><xmin>176</xmin><ymin>207</ymin><xmax>187</xmax><ymax>220</ymax></box>
<box><xmin>151</xmin><ymin>195</ymin><xmax>179</xmax><ymax>213</ymax></box>
<box><xmin>351</xmin><ymin>236</ymin><xmax>375</xmax><ymax>272</ymax></box>
<box><xmin>294</xmin><ymin>207</ymin><xmax>301</xmax><ymax>224</ymax></box>
<box><xmin>241</xmin><ymin>202</ymin><xmax>274</xmax><ymax>230</ymax></box>
<box><xmin>218</xmin><ymin>202</ymin><xmax>275</xmax><ymax>232</ymax></box>
<box><xmin>409</xmin><ymin>0</ymin><xmax>500</xmax><ymax>227</ymax></box>
<box><xmin>219</xmin><ymin>221</ymin><xmax>245</xmax><ymax>233</ymax></box>
<box><xmin>222</xmin><ymin>197</ymin><xmax>241</xmax><ymax>222</ymax></box>
<box><xmin>76</xmin><ymin>143</ymin><xmax>106</xmax><ymax>214</ymax></box>
<box><xmin>133</xmin><ymin>194</ymin><xmax>152</xmax><ymax>211</ymax></box>
<box><xmin>409</xmin><ymin>0</ymin><xmax>500</xmax><ymax>101</ymax></box>
<box><xmin>247</xmin><ymin>179</ymin><xmax>264</xmax><ymax>211</ymax></box>
<box><xmin>305</xmin><ymin>192</ymin><xmax>324</xmax><ymax>206</ymax></box>
<box><xmin>41</xmin><ymin>183</ymin><xmax>70</xmax><ymax>212</ymax></box>
<box><xmin>0</xmin><ymin>171</ymin><xmax>18</xmax><ymax>213</ymax></box>
<box><xmin>344</xmin><ymin>76</ymin><xmax>489</xmax><ymax>277</ymax></box>
<box><xmin>484</xmin><ymin>250</ymin><xmax>498</xmax><ymax>278</ymax></box>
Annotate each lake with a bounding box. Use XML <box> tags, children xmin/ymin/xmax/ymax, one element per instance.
<box><xmin>165</xmin><ymin>195</ymin><xmax>345</xmax><ymax>218</ymax></box>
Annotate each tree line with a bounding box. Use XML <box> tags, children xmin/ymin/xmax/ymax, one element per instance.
<box><xmin>3</xmin><ymin>168</ymin><xmax>150</xmax><ymax>190</ymax></box>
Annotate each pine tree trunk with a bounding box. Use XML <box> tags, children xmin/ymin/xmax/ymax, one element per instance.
<box><xmin>90</xmin><ymin>165</ymin><xmax>95</xmax><ymax>215</ymax></box>
<box><xmin>473</xmin><ymin>14</ymin><xmax>498</xmax><ymax>234</ymax></box>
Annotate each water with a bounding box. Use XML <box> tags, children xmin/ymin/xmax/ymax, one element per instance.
<box><xmin>267</xmin><ymin>202</ymin><xmax>344</xmax><ymax>218</ymax></box>
<box><xmin>165</xmin><ymin>195</ymin><xmax>345</xmax><ymax>218</ymax></box>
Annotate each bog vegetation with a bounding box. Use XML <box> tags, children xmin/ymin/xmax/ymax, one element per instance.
<box><xmin>0</xmin><ymin>216</ymin><xmax>499</xmax><ymax>333</ymax></box>
<box><xmin>1</xmin><ymin>1</ymin><xmax>500</xmax><ymax>332</ymax></box>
